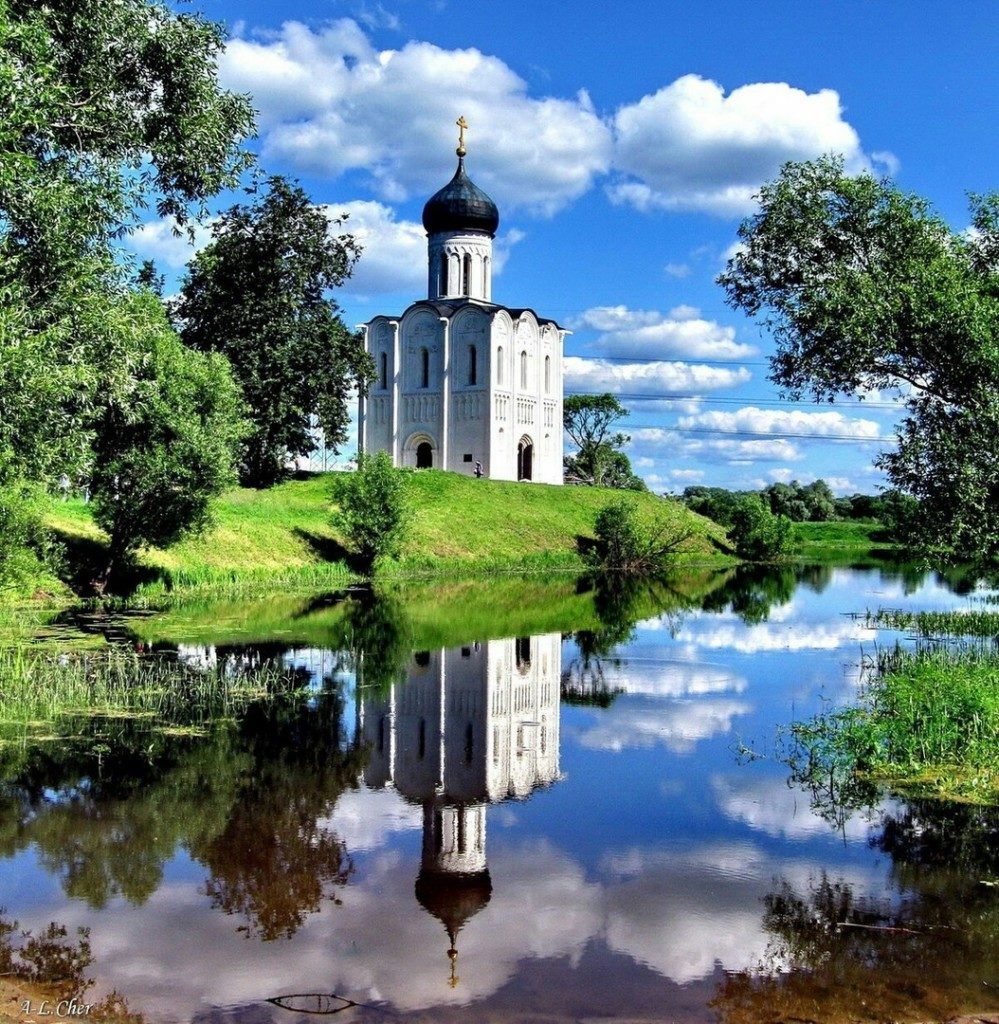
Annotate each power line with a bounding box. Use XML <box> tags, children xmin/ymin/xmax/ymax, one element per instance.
<box><xmin>565</xmin><ymin>389</ymin><xmax>905</xmax><ymax>411</ymax></box>
<box><xmin>625</xmin><ymin>424</ymin><xmax>885</xmax><ymax>443</ymax></box>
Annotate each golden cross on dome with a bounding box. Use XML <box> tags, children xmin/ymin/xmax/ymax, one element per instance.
<box><xmin>456</xmin><ymin>115</ymin><xmax>468</xmax><ymax>157</ymax></box>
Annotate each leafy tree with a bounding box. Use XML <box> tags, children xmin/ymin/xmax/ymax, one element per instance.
<box><xmin>719</xmin><ymin>156</ymin><xmax>999</xmax><ymax>561</ymax></box>
<box><xmin>332</xmin><ymin>452</ymin><xmax>408</xmax><ymax>573</ymax></box>
<box><xmin>585</xmin><ymin>498</ymin><xmax>693</xmax><ymax>575</ymax></box>
<box><xmin>680</xmin><ymin>485</ymin><xmax>751</xmax><ymax>527</ymax></box>
<box><xmin>178</xmin><ymin>177</ymin><xmax>372</xmax><ymax>487</ymax></box>
<box><xmin>728</xmin><ymin>496</ymin><xmax>794</xmax><ymax>561</ymax></box>
<box><xmin>89</xmin><ymin>292</ymin><xmax>245</xmax><ymax>587</ymax></box>
<box><xmin>563</xmin><ymin>393</ymin><xmax>643</xmax><ymax>488</ymax></box>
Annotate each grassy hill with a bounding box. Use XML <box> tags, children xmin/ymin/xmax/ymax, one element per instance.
<box><xmin>44</xmin><ymin>470</ymin><xmax>731</xmax><ymax>596</ymax></box>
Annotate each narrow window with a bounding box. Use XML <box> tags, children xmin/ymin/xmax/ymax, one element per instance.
<box><xmin>465</xmin><ymin>722</ymin><xmax>474</xmax><ymax>764</ymax></box>
<box><xmin>497</xmin><ymin>346</ymin><xmax>504</xmax><ymax>385</ymax></box>
<box><xmin>515</xmin><ymin>636</ymin><xmax>531</xmax><ymax>670</ymax></box>
<box><xmin>544</xmin><ymin>355</ymin><xmax>551</xmax><ymax>393</ymax></box>
<box><xmin>379</xmin><ymin>351</ymin><xmax>388</xmax><ymax>390</ymax></box>
<box><xmin>418</xmin><ymin>718</ymin><xmax>426</xmax><ymax>759</ymax></box>
<box><xmin>420</xmin><ymin>347</ymin><xmax>429</xmax><ymax>389</ymax></box>
<box><xmin>520</xmin><ymin>350</ymin><xmax>528</xmax><ymax>389</ymax></box>
<box><xmin>440</xmin><ymin>252</ymin><xmax>448</xmax><ymax>295</ymax></box>
<box><xmin>463</xmin><ymin>253</ymin><xmax>472</xmax><ymax>295</ymax></box>
<box><xmin>468</xmin><ymin>344</ymin><xmax>477</xmax><ymax>385</ymax></box>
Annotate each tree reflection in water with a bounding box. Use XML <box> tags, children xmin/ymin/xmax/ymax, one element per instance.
<box><xmin>0</xmin><ymin>656</ymin><xmax>366</xmax><ymax>940</ymax></box>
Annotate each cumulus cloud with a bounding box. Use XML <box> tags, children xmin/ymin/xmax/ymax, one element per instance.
<box><xmin>564</xmin><ymin>357</ymin><xmax>750</xmax><ymax>395</ymax></box>
<box><xmin>610</xmin><ymin>74</ymin><xmax>869</xmax><ymax>215</ymax></box>
<box><xmin>569</xmin><ymin>304</ymin><xmax>755</xmax><ymax>361</ymax></box>
<box><xmin>679</xmin><ymin>406</ymin><xmax>882</xmax><ymax>439</ymax></box>
<box><xmin>221</xmin><ymin>20</ymin><xmax>612</xmax><ymax>215</ymax></box>
<box><xmin>631</xmin><ymin>429</ymin><xmax>802</xmax><ymax>464</ymax></box>
<box><xmin>128</xmin><ymin>217</ymin><xmax>215</xmax><ymax>270</ymax></box>
<box><xmin>676</xmin><ymin>618</ymin><xmax>877</xmax><ymax>654</ymax></box>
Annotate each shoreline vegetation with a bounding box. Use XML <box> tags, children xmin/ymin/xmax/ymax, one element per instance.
<box><xmin>23</xmin><ymin>470</ymin><xmax>732</xmax><ymax>604</ymax></box>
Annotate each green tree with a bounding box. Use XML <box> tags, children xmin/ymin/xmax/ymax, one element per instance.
<box><xmin>332</xmin><ymin>452</ymin><xmax>408</xmax><ymax>573</ymax></box>
<box><xmin>563</xmin><ymin>394</ymin><xmax>644</xmax><ymax>488</ymax></box>
<box><xmin>89</xmin><ymin>292</ymin><xmax>245</xmax><ymax>587</ymax></box>
<box><xmin>719</xmin><ymin>156</ymin><xmax>999</xmax><ymax>561</ymax></box>
<box><xmin>585</xmin><ymin>498</ymin><xmax>692</xmax><ymax>575</ymax></box>
<box><xmin>178</xmin><ymin>177</ymin><xmax>372</xmax><ymax>487</ymax></box>
<box><xmin>728</xmin><ymin>495</ymin><xmax>793</xmax><ymax>561</ymax></box>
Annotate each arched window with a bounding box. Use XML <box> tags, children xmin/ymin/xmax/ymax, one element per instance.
<box><xmin>520</xmin><ymin>350</ymin><xmax>528</xmax><ymax>389</ymax></box>
<box><xmin>483</xmin><ymin>255</ymin><xmax>490</xmax><ymax>297</ymax></box>
<box><xmin>418</xmin><ymin>718</ymin><xmax>426</xmax><ymax>759</ymax></box>
<box><xmin>497</xmin><ymin>346</ymin><xmax>504</xmax><ymax>385</ymax></box>
<box><xmin>463</xmin><ymin>253</ymin><xmax>472</xmax><ymax>295</ymax></box>
<box><xmin>379</xmin><ymin>351</ymin><xmax>388</xmax><ymax>390</ymax></box>
<box><xmin>544</xmin><ymin>354</ymin><xmax>551</xmax><ymax>393</ymax></box>
<box><xmin>439</xmin><ymin>251</ymin><xmax>448</xmax><ymax>295</ymax></box>
<box><xmin>468</xmin><ymin>344</ymin><xmax>477</xmax><ymax>385</ymax></box>
<box><xmin>420</xmin><ymin>347</ymin><xmax>429</xmax><ymax>389</ymax></box>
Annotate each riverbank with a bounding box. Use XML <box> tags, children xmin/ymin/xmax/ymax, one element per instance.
<box><xmin>38</xmin><ymin>471</ymin><xmax>730</xmax><ymax>599</ymax></box>
<box><xmin>793</xmin><ymin>519</ymin><xmax>896</xmax><ymax>562</ymax></box>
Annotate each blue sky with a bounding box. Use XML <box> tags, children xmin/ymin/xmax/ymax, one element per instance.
<box><xmin>132</xmin><ymin>0</ymin><xmax>998</xmax><ymax>493</ymax></box>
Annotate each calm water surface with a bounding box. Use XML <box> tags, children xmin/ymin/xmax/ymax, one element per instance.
<box><xmin>3</xmin><ymin>565</ymin><xmax>999</xmax><ymax>1023</ymax></box>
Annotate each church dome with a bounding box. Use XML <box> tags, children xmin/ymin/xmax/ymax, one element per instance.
<box><xmin>422</xmin><ymin>157</ymin><xmax>499</xmax><ymax>238</ymax></box>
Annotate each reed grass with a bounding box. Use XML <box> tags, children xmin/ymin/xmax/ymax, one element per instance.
<box><xmin>789</xmin><ymin>644</ymin><xmax>999</xmax><ymax>803</ymax></box>
<box><xmin>865</xmin><ymin>607</ymin><xmax>999</xmax><ymax>640</ymax></box>
<box><xmin>0</xmin><ymin>648</ymin><xmax>301</xmax><ymax>729</ymax></box>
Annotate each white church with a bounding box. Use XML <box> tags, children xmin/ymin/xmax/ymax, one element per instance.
<box><xmin>358</xmin><ymin>120</ymin><xmax>566</xmax><ymax>485</ymax></box>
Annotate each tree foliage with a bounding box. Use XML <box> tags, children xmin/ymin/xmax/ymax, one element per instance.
<box><xmin>563</xmin><ymin>393</ymin><xmax>645</xmax><ymax>489</ymax></box>
<box><xmin>178</xmin><ymin>177</ymin><xmax>371</xmax><ymax>487</ymax></box>
<box><xmin>719</xmin><ymin>156</ymin><xmax>999</xmax><ymax>560</ymax></box>
<box><xmin>585</xmin><ymin>498</ymin><xmax>692</xmax><ymax>575</ymax></box>
<box><xmin>89</xmin><ymin>293</ymin><xmax>246</xmax><ymax>584</ymax></box>
<box><xmin>728</xmin><ymin>496</ymin><xmax>794</xmax><ymax>561</ymax></box>
<box><xmin>332</xmin><ymin>453</ymin><xmax>409</xmax><ymax>573</ymax></box>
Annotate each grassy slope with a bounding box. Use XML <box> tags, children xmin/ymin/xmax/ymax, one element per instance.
<box><xmin>44</xmin><ymin>471</ymin><xmax>730</xmax><ymax>595</ymax></box>
<box><xmin>793</xmin><ymin>519</ymin><xmax>897</xmax><ymax>561</ymax></box>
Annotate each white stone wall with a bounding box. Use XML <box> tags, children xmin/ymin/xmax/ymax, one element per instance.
<box><xmin>361</xmin><ymin>303</ymin><xmax>564</xmax><ymax>484</ymax></box>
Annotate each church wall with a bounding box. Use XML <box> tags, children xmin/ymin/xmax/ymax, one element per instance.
<box><xmin>398</xmin><ymin>309</ymin><xmax>445</xmax><ymax>469</ymax></box>
<box><xmin>446</xmin><ymin>307</ymin><xmax>490</xmax><ymax>476</ymax></box>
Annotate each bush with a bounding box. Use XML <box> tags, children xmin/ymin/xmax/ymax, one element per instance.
<box><xmin>0</xmin><ymin>475</ymin><xmax>60</xmax><ymax>594</ymax></box>
<box><xmin>729</xmin><ymin>496</ymin><xmax>793</xmax><ymax>561</ymax></box>
<box><xmin>586</xmin><ymin>498</ymin><xmax>692</xmax><ymax>575</ymax></box>
<box><xmin>332</xmin><ymin>452</ymin><xmax>408</xmax><ymax>572</ymax></box>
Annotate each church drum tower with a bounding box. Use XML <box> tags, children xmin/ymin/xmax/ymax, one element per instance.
<box><xmin>359</xmin><ymin>119</ymin><xmax>566</xmax><ymax>484</ymax></box>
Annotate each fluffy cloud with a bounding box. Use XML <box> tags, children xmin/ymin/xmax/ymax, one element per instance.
<box><xmin>679</xmin><ymin>406</ymin><xmax>882</xmax><ymax>439</ymax></box>
<box><xmin>570</xmin><ymin>304</ymin><xmax>755</xmax><ymax>361</ymax></box>
<box><xmin>221</xmin><ymin>21</ymin><xmax>612</xmax><ymax>215</ymax></box>
<box><xmin>676</xmin><ymin>618</ymin><xmax>877</xmax><ymax>654</ymax></box>
<box><xmin>631</xmin><ymin>428</ymin><xmax>802</xmax><ymax>464</ymax></box>
<box><xmin>128</xmin><ymin>217</ymin><xmax>215</xmax><ymax>270</ymax></box>
<box><xmin>610</xmin><ymin>75</ymin><xmax>871</xmax><ymax>215</ymax></box>
<box><xmin>564</xmin><ymin>357</ymin><xmax>750</xmax><ymax>395</ymax></box>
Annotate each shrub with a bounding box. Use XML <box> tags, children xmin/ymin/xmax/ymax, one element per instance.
<box><xmin>586</xmin><ymin>498</ymin><xmax>692</xmax><ymax>575</ymax></box>
<box><xmin>0</xmin><ymin>475</ymin><xmax>60</xmax><ymax>594</ymax></box>
<box><xmin>332</xmin><ymin>452</ymin><xmax>408</xmax><ymax>572</ymax></box>
<box><xmin>729</xmin><ymin>496</ymin><xmax>793</xmax><ymax>561</ymax></box>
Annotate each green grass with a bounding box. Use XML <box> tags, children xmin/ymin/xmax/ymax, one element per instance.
<box><xmin>0</xmin><ymin>648</ymin><xmax>300</xmax><ymax>731</ymax></box>
<box><xmin>792</xmin><ymin>519</ymin><xmax>897</xmax><ymax>561</ymax></box>
<box><xmin>865</xmin><ymin>607</ymin><xmax>999</xmax><ymax>640</ymax></box>
<box><xmin>44</xmin><ymin>470</ymin><xmax>730</xmax><ymax>597</ymax></box>
<box><xmin>789</xmin><ymin>645</ymin><xmax>999</xmax><ymax>804</ymax></box>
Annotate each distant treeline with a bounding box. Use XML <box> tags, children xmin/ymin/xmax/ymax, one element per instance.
<box><xmin>680</xmin><ymin>480</ymin><xmax>917</xmax><ymax>531</ymax></box>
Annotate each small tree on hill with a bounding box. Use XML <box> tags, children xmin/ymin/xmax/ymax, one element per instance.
<box><xmin>586</xmin><ymin>498</ymin><xmax>692</xmax><ymax>575</ymax></box>
<box><xmin>564</xmin><ymin>394</ymin><xmax>644</xmax><ymax>489</ymax></box>
<box><xmin>332</xmin><ymin>453</ymin><xmax>408</xmax><ymax>573</ymax></box>
<box><xmin>729</xmin><ymin>496</ymin><xmax>793</xmax><ymax>561</ymax></box>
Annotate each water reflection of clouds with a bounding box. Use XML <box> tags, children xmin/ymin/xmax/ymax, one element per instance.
<box><xmin>712</xmin><ymin>772</ymin><xmax>876</xmax><ymax>842</ymax></box>
<box><xmin>320</xmin><ymin>786</ymin><xmax>421</xmax><ymax>852</ymax></box>
<box><xmin>676</xmin><ymin>618</ymin><xmax>877</xmax><ymax>653</ymax></box>
<box><xmin>573</xmin><ymin>695</ymin><xmax>753</xmax><ymax>754</ymax></box>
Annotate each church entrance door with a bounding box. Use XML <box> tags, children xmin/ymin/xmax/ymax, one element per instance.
<box><xmin>416</xmin><ymin>442</ymin><xmax>433</xmax><ymax>469</ymax></box>
<box><xmin>517</xmin><ymin>438</ymin><xmax>533</xmax><ymax>481</ymax></box>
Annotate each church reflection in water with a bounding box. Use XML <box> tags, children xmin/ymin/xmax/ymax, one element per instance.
<box><xmin>357</xmin><ymin>633</ymin><xmax>562</xmax><ymax>984</ymax></box>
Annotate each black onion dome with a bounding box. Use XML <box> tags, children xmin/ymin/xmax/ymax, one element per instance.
<box><xmin>422</xmin><ymin>157</ymin><xmax>499</xmax><ymax>237</ymax></box>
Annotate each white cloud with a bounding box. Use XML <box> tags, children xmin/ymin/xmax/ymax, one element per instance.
<box><xmin>564</xmin><ymin>358</ymin><xmax>750</xmax><ymax>395</ymax></box>
<box><xmin>570</xmin><ymin>304</ymin><xmax>755</xmax><ymax>361</ymax></box>
<box><xmin>610</xmin><ymin>75</ymin><xmax>867</xmax><ymax>215</ymax></box>
<box><xmin>676</xmin><ymin>618</ymin><xmax>877</xmax><ymax>654</ymax></box>
<box><xmin>663</xmin><ymin>262</ymin><xmax>691</xmax><ymax>278</ymax></box>
<box><xmin>631</xmin><ymin>429</ymin><xmax>802</xmax><ymax>464</ymax></box>
<box><xmin>679</xmin><ymin>406</ymin><xmax>882</xmax><ymax>439</ymax></box>
<box><xmin>128</xmin><ymin>217</ymin><xmax>215</xmax><ymax>270</ymax></box>
<box><xmin>221</xmin><ymin>21</ymin><xmax>612</xmax><ymax>215</ymax></box>
<box><xmin>671</xmin><ymin>468</ymin><xmax>704</xmax><ymax>481</ymax></box>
